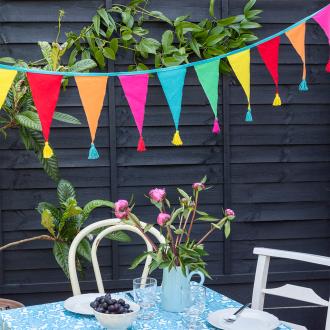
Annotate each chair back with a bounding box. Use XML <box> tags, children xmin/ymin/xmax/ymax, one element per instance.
<box><xmin>252</xmin><ymin>247</ymin><xmax>330</xmax><ymax>330</ymax></box>
<box><xmin>68</xmin><ymin>218</ymin><xmax>165</xmax><ymax>296</ymax></box>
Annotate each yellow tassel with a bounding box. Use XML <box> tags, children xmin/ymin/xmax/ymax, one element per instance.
<box><xmin>272</xmin><ymin>93</ymin><xmax>282</xmax><ymax>107</ymax></box>
<box><xmin>172</xmin><ymin>130</ymin><xmax>183</xmax><ymax>146</ymax></box>
<box><xmin>43</xmin><ymin>141</ymin><xmax>54</xmax><ymax>158</ymax></box>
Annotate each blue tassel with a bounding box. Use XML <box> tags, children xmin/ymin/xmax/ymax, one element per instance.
<box><xmin>299</xmin><ymin>79</ymin><xmax>308</xmax><ymax>91</ymax></box>
<box><xmin>245</xmin><ymin>109</ymin><xmax>253</xmax><ymax>122</ymax></box>
<box><xmin>88</xmin><ymin>143</ymin><xmax>99</xmax><ymax>160</ymax></box>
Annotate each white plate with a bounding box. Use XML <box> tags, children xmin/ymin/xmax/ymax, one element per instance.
<box><xmin>207</xmin><ymin>308</ymin><xmax>280</xmax><ymax>330</ymax></box>
<box><xmin>64</xmin><ymin>293</ymin><xmax>103</xmax><ymax>315</ymax></box>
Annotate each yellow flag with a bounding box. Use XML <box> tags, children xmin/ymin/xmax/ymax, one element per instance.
<box><xmin>0</xmin><ymin>69</ymin><xmax>17</xmax><ymax>108</ymax></box>
<box><xmin>227</xmin><ymin>50</ymin><xmax>252</xmax><ymax>121</ymax></box>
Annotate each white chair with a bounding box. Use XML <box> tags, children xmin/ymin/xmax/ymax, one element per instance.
<box><xmin>68</xmin><ymin>218</ymin><xmax>165</xmax><ymax>296</ymax></box>
<box><xmin>252</xmin><ymin>247</ymin><xmax>330</xmax><ymax>330</ymax></box>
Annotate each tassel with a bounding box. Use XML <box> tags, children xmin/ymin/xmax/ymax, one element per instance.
<box><xmin>212</xmin><ymin>117</ymin><xmax>221</xmax><ymax>134</ymax></box>
<box><xmin>43</xmin><ymin>141</ymin><xmax>54</xmax><ymax>159</ymax></box>
<box><xmin>172</xmin><ymin>130</ymin><xmax>183</xmax><ymax>146</ymax></box>
<box><xmin>137</xmin><ymin>135</ymin><xmax>146</xmax><ymax>152</ymax></box>
<box><xmin>88</xmin><ymin>143</ymin><xmax>99</xmax><ymax>160</ymax></box>
<box><xmin>299</xmin><ymin>79</ymin><xmax>308</xmax><ymax>91</ymax></box>
<box><xmin>326</xmin><ymin>59</ymin><xmax>330</xmax><ymax>73</ymax></box>
<box><xmin>272</xmin><ymin>93</ymin><xmax>282</xmax><ymax>107</ymax></box>
<box><xmin>245</xmin><ymin>109</ymin><xmax>253</xmax><ymax>122</ymax></box>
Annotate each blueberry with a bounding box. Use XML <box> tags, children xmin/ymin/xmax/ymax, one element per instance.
<box><xmin>105</xmin><ymin>310</ymin><xmax>110</xmax><ymax>314</ymax></box>
<box><xmin>124</xmin><ymin>304</ymin><xmax>130</xmax><ymax>309</ymax></box>
<box><xmin>113</xmin><ymin>303</ymin><xmax>120</xmax><ymax>310</ymax></box>
<box><xmin>118</xmin><ymin>306</ymin><xmax>124</xmax><ymax>314</ymax></box>
<box><xmin>128</xmin><ymin>310</ymin><xmax>133</xmax><ymax>313</ymax></box>
<box><xmin>118</xmin><ymin>299</ymin><xmax>125</xmax><ymax>306</ymax></box>
<box><xmin>109</xmin><ymin>299</ymin><xmax>116</xmax><ymax>305</ymax></box>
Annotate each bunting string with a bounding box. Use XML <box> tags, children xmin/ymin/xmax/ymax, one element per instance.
<box><xmin>0</xmin><ymin>4</ymin><xmax>329</xmax><ymax>158</ymax></box>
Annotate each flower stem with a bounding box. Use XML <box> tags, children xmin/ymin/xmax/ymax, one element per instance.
<box><xmin>0</xmin><ymin>235</ymin><xmax>55</xmax><ymax>251</ymax></box>
<box><xmin>186</xmin><ymin>191</ymin><xmax>199</xmax><ymax>240</ymax></box>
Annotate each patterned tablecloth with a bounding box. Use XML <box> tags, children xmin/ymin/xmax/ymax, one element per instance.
<box><xmin>0</xmin><ymin>286</ymin><xmax>291</xmax><ymax>330</ymax></box>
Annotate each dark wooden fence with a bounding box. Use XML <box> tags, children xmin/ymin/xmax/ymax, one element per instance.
<box><xmin>0</xmin><ymin>0</ymin><xmax>329</xmax><ymax>329</ymax></box>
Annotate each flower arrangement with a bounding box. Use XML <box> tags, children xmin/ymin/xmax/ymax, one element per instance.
<box><xmin>111</xmin><ymin>177</ymin><xmax>235</xmax><ymax>278</ymax></box>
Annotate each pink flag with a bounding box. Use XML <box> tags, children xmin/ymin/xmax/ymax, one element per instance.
<box><xmin>119</xmin><ymin>74</ymin><xmax>149</xmax><ymax>152</ymax></box>
<box><xmin>313</xmin><ymin>5</ymin><xmax>330</xmax><ymax>72</ymax></box>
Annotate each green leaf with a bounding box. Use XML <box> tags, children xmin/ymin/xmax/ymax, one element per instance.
<box><xmin>53</xmin><ymin>242</ymin><xmax>70</xmax><ymax>278</ymax></box>
<box><xmin>93</xmin><ymin>50</ymin><xmax>105</xmax><ymax>68</ymax></box>
<box><xmin>62</xmin><ymin>198</ymin><xmax>83</xmax><ymax>220</ymax></box>
<box><xmin>177</xmin><ymin>188</ymin><xmax>190</xmax><ymax>200</ymax></box>
<box><xmin>83</xmin><ymin>200</ymin><xmax>114</xmax><ymax>220</ymax></box>
<box><xmin>189</xmin><ymin>38</ymin><xmax>201</xmax><ymax>58</ymax></box>
<box><xmin>209</xmin><ymin>0</ymin><xmax>215</xmax><ymax>17</ymax></box>
<box><xmin>77</xmin><ymin>238</ymin><xmax>92</xmax><ymax>262</ymax></box>
<box><xmin>204</xmin><ymin>34</ymin><xmax>226</xmax><ymax>46</ymax></box>
<box><xmin>41</xmin><ymin>209</ymin><xmax>55</xmax><ymax>236</ymax></box>
<box><xmin>0</xmin><ymin>57</ymin><xmax>17</xmax><ymax>64</ymax></box>
<box><xmin>197</xmin><ymin>216</ymin><xmax>220</xmax><ymax>222</ymax></box>
<box><xmin>110</xmin><ymin>38</ymin><xmax>119</xmax><ymax>53</ymax></box>
<box><xmin>224</xmin><ymin>221</ymin><xmax>231</xmax><ymax>238</ymax></box>
<box><xmin>139</xmin><ymin>38</ymin><xmax>160</xmax><ymax>54</ymax></box>
<box><xmin>129</xmin><ymin>252</ymin><xmax>148</xmax><ymax>269</ymax></box>
<box><xmin>53</xmin><ymin>112</ymin><xmax>81</xmax><ymax>125</ymax></box>
<box><xmin>70</xmin><ymin>59</ymin><xmax>97</xmax><ymax>72</ymax></box>
<box><xmin>15</xmin><ymin>112</ymin><xmax>42</xmax><ymax>131</ymax></box>
<box><xmin>38</xmin><ymin>41</ymin><xmax>52</xmax><ymax>66</ymax></box>
<box><xmin>174</xmin><ymin>15</ymin><xmax>190</xmax><ymax>26</ymax></box>
<box><xmin>57</xmin><ymin>179</ymin><xmax>76</xmax><ymax>206</ymax></box>
<box><xmin>174</xmin><ymin>228</ymin><xmax>184</xmax><ymax>235</ymax></box>
<box><xmin>103</xmin><ymin>47</ymin><xmax>116</xmax><ymax>60</ymax></box>
<box><xmin>133</xmin><ymin>27</ymin><xmax>149</xmax><ymax>36</ymax></box>
<box><xmin>161</xmin><ymin>30</ymin><xmax>174</xmax><ymax>52</ymax></box>
<box><xmin>244</xmin><ymin>0</ymin><xmax>256</xmax><ymax>14</ymax></box>
<box><xmin>240</xmin><ymin>21</ymin><xmax>261</xmax><ymax>29</ymax></box>
<box><xmin>217</xmin><ymin>16</ymin><xmax>238</xmax><ymax>26</ymax></box>
<box><xmin>245</xmin><ymin>9</ymin><xmax>262</xmax><ymax>19</ymax></box>
<box><xmin>149</xmin><ymin>11</ymin><xmax>172</xmax><ymax>25</ymax></box>
<box><xmin>143</xmin><ymin>223</ymin><xmax>153</xmax><ymax>233</ymax></box>
<box><xmin>177</xmin><ymin>21</ymin><xmax>203</xmax><ymax>34</ymax></box>
<box><xmin>97</xmin><ymin>8</ymin><xmax>111</xmax><ymax>26</ymax></box>
<box><xmin>92</xmin><ymin>15</ymin><xmax>101</xmax><ymax>35</ymax></box>
<box><xmin>122</xmin><ymin>30</ymin><xmax>133</xmax><ymax>41</ymax></box>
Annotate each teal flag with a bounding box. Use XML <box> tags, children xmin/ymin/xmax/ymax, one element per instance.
<box><xmin>194</xmin><ymin>59</ymin><xmax>220</xmax><ymax>118</ymax></box>
<box><xmin>158</xmin><ymin>67</ymin><xmax>186</xmax><ymax>130</ymax></box>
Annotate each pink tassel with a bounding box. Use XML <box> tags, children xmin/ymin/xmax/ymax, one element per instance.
<box><xmin>326</xmin><ymin>59</ymin><xmax>330</xmax><ymax>73</ymax></box>
<box><xmin>212</xmin><ymin>118</ymin><xmax>221</xmax><ymax>134</ymax></box>
<box><xmin>137</xmin><ymin>135</ymin><xmax>146</xmax><ymax>152</ymax></box>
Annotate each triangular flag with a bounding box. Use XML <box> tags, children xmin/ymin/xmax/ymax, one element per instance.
<box><xmin>257</xmin><ymin>36</ymin><xmax>282</xmax><ymax>107</ymax></box>
<box><xmin>227</xmin><ymin>50</ymin><xmax>252</xmax><ymax>121</ymax></box>
<box><xmin>119</xmin><ymin>74</ymin><xmax>149</xmax><ymax>152</ymax></box>
<box><xmin>0</xmin><ymin>69</ymin><xmax>17</xmax><ymax>109</ymax></box>
<box><xmin>27</xmin><ymin>73</ymin><xmax>62</xmax><ymax>158</ymax></box>
<box><xmin>158</xmin><ymin>68</ymin><xmax>186</xmax><ymax>146</ymax></box>
<box><xmin>75</xmin><ymin>76</ymin><xmax>108</xmax><ymax>160</ymax></box>
<box><xmin>285</xmin><ymin>23</ymin><xmax>308</xmax><ymax>91</ymax></box>
<box><xmin>195</xmin><ymin>59</ymin><xmax>221</xmax><ymax>133</ymax></box>
<box><xmin>313</xmin><ymin>5</ymin><xmax>330</xmax><ymax>72</ymax></box>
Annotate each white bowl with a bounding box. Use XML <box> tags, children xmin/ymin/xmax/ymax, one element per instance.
<box><xmin>92</xmin><ymin>295</ymin><xmax>140</xmax><ymax>330</ymax></box>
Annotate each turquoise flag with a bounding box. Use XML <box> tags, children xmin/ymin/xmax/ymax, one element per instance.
<box><xmin>158</xmin><ymin>67</ymin><xmax>186</xmax><ymax>145</ymax></box>
<box><xmin>194</xmin><ymin>59</ymin><xmax>220</xmax><ymax>133</ymax></box>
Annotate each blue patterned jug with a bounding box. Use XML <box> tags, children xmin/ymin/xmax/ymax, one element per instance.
<box><xmin>161</xmin><ymin>266</ymin><xmax>205</xmax><ymax>312</ymax></box>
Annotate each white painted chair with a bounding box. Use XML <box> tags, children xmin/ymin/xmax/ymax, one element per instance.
<box><xmin>252</xmin><ymin>247</ymin><xmax>330</xmax><ymax>330</ymax></box>
<box><xmin>68</xmin><ymin>218</ymin><xmax>165</xmax><ymax>296</ymax></box>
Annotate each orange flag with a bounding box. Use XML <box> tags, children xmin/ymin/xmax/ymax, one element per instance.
<box><xmin>285</xmin><ymin>23</ymin><xmax>308</xmax><ymax>91</ymax></box>
<box><xmin>75</xmin><ymin>76</ymin><xmax>108</xmax><ymax>159</ymax></box>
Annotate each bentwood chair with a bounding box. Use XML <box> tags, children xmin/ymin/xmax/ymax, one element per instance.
<box><xmin>68</xmin><ymin>218</ymin><xmax>165</xmax><ymax>296</ymax></box>
<box><xmin>252</xmin><ymin>247</ymin><xmax>330</xmax><ymax>330</ymax></box>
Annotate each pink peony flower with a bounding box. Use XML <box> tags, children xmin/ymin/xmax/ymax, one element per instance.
<box><xmin>225</xmin><ymin>208</ymin><xmax>235</xmax><ymax>220</ymax></box>
<box><xmin>149</xmin><ymin>188</ymin><xmax>166</xmax><ymax>202</ymax></box>
<box><xmin>114</xmin><ymin>199</ymin><xmax>130</xmax><ymax>219</ymax></box>
<box><xmin>157</xmin><ymin>213</ymin><xmax>171</xmax><ymax>226</ymax></box>
<box><xmin>192</xmin><ymin>182</ymin><xmax>206</xmax><ymax>191</ymax></box>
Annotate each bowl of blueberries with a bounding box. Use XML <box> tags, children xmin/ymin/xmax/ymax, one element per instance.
<box><xmin>90</xmin><ymin>293</ymin><xmax>140</xmax><ymax>330</ymax></box>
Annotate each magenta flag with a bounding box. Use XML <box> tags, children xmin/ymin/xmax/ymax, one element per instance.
<box><xmin>119</xmin><ymin>74</ymin><xmax>149</xmax><ymax>151</ymax></box>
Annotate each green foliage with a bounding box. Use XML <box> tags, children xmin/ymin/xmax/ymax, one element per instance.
<box><xmin>36</xmin><ymin>179</ymin><xmax>118</xmax><ymax>278</ymax></box>
<box><xmin>66</xmin><ymin>0</ymin><xmax>261</xmax><ymax>72</ymax></box>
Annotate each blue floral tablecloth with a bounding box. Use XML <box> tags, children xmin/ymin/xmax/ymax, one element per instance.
<box><xmin>0</xmin><ymin>286</ymin><xmax>291</xmax><ymax>330</ymax></box>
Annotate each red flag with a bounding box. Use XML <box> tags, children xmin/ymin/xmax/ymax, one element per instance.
<box><xmin>257</xmin><ymin>36</ymin><xmax>282</xmax><ymax>106</ymax></box>
<box><xmin>27</xmin><ymin>73</ymin><xmax>62</xmax><ymax>158</ymax></box>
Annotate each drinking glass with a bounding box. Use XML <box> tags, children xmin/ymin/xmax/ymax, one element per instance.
<box><xmin>133</xmin><ymin>277</ymin><xmax>157</xmax><ymax>320</ymax></box>
<box><xmin>185</xmin><ymin>282</ymin><xmax>206</xmax><ymax>329</ymax></box>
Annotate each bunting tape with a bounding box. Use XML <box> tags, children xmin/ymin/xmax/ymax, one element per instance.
<box><xmin>0</xmin><ymin>4</ymin><xmax>328</xmax><ymax>77</ymax></box>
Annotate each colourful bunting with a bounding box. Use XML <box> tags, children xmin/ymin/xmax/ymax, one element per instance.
<box><xmin>227</xmin><ymin>50</ymin><xmax>252</xmax><ymax>121</ymax></box>
<box><xmin>313</xmin><ymin>5</ymin><xmax>330</xmax><ymax>72</ymax></box>
<box><xmin>27</xmin><ymin>73</ymin><xmax>63</xmax><ymax>158</ymax></box>
<box><xmin>119</xmin><ymin>74</ymin><xmax>149</xmax><ymax>152</ymax></box>
<box><xmin>195</xmin><ymin>59</ymin><xmax>221</xmax><ymax>134</ymax></box>
<box><xmin>158</xmin><ymin>68</ymin><xmax>186</xmax><ymax>146</ymax></box>
<box><xmin>257</xmin><ymin>36</ymin><xmax>282</xmax><ymax>106</ymax></box>
<box><xmin>285</xmin><ymin>23</ymin><xmax>308</xmax><ymax>91</ymax></box>
<box><xmin>75</xmin><ymin>76</ymin><xmax>108</xmax><ymax>160</ymax></box>
<box><xmin>0</xmin><ymin>69</ymin><xmax>17</xmax><ymax>109</ymax></box>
